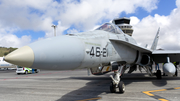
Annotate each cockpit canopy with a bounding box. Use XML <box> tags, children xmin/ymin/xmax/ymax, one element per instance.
<box><xmin>96</xmin><ymin>23</ymin><xmax>124</xmax><ymax>34</ymax></box>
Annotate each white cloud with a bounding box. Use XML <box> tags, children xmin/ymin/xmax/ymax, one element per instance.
<box><xmin>130</xmin><ymin>16</ymin><xmax>140</xmax><ymax>25</ymax></box>
<box><xmin>0</xmin><ymin>33</ymin><xmax>31</xmax><ymax>48</ymax></box>
<box><xmin>1</xmin><ymin>0</ymin><xmax>179</xmax><ymax>50</ymax></box>
<box><xmin>0</xmin><ymin>0</ymin><xmax>159</xmax><ymax>47</ymax></box>
<box><xmin>131</xmin><ymin>0</ymin><xmax>180</xmax><ymax>50</ymax></box>
<box><xmin>0</xmin><ymin>26</ymin><xmax>31</xmax><ymax>48</ymax></box>
<box><xmin>67</xmin><ymin>28</ymin><xmax>79</xmax><ymax>34</ymax></box>
<box><xmin>57</xmin><ymin>0</ymin><xmax>158</xmax><ymax>31</ymax></box>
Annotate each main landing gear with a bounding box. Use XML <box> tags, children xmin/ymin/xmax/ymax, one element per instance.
<box><xmin>155</xmin><ymin>63</ymin><xmax>162</xmax><ymax>79</ymax></box>
<box><xmin>175</xmin><ymin>68</ymin><xmax>178</xmax><ymax>77</ymax></box>
<box><xmin>110</xmin><ymin>65</ymin><xmax>125</xmax><ymax>93</ymax></box>
<box><xmin>156</xmin><ymin>70</ymin><xmax>162</xmax><ymax>79</ymax></box>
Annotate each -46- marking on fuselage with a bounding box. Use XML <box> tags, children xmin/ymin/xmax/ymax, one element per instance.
<box><xmin>90</xmin><ymin>47</ymin><xmax>107</xmax><ymax>57</ymax></box>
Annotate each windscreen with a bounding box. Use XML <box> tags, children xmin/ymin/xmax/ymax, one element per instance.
<box><xmin>96</xmin><ymin>23</ymin><xmax>115</xmax><ymax>33</ymax></box>
<box><xmin>96</xmin><ymin>23</ymin><xmax>123</xmax><ymax>34</ymax></box>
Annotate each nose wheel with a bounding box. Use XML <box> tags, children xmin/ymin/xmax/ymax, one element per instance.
<box><xmin>119</xmin><ymin>81</ymin><xmax>125</xmax><ymax>93</ymax></box>
<box><xmin>110</xmin><ymin>82</ymin><xmax>116</xmax><ymax>93</ymax></box>
<box><xmin>110</xmin><ymin>80</ymin><xmax>125</xmax><ymax>93</ymax></box>
<box><xmin>110</xmin><ymin>65</ymin><xmax>125</xmax><ymax>93</ymax></box>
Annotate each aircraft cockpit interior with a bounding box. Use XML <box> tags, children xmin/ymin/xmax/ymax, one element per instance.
<box><xmin>96</xmin><ymin>23</ymin><xmax>124</xmax><ymax>34</ymax></box>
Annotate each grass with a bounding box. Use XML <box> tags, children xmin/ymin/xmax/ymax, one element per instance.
<box><xmin>0</xmin><ymin>47</ymin><xmax>17</xmax><ymax>57</ymax></box>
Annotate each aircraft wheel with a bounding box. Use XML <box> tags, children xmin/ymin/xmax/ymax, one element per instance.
<box><xmin>156</xmin><ymin>70</ymin><xmax>162</xmax><ymax>79</ymax></box>
<box><xmin>175</xmin><ymin>69</ymin><xmax>178</xmax><ymax>77</ymax></box>
<box><xmin>110</xmin><ymin>82</ymin><xmax>116</xmax><ymax>93</ymax></box>
<box><xmin>118</xmin><ymin>81</ymin><xmax>125</xmax><ymax>93</ymax></box>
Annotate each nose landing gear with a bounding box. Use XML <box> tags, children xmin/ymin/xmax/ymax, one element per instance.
<box><xmin>110</xmin><ymin>65</ymin><xmax>125</xmax><ymax>93</ymax></box>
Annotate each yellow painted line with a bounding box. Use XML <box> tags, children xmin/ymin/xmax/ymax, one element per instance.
<box><xmin>77</xmin><ymin>97</ymin><xmax>101</xmax><ymax>101</ymax></box>
<box><xmin>148</xmin><ymin>89</ymin><xmax>167</xmax><ymax>93</ymax></box>
<box><xmin>158</xmin><ymin>99</ymin><xmax>169</xmax><ymax>101</ymax></box>
<box><xmin>143</xmin><ymin>91</ymin><xmax>154</xmax><ymax>96</ymax></box>
<box><xmin>143</xmin><ymin>87</ymin><xmax>180</xmax><ymax>101</ymax></box>
<box><xmin>174</xmin><ymin>87</ymin><xmax>180</xmax><ymax>89</ymax></box>
<box><xmin>143</xmin><ymin>89</ymin><xmax>166</xmax><ymax>96</ymax></box>
<box><xmin>143</xmin><ymin>89</ymin><xmax>167</xmax><ymax>101</ymax></box>
<box><xmin>106</xmin><ymin>66</ymin><xmax>110</xmax><ymax>71</ymax></box>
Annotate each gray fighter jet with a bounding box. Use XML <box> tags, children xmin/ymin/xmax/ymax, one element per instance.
<box><xmin>4</xmin><ymin>22</ymin><xmax>180</xmax><ymax>93</ymax></box>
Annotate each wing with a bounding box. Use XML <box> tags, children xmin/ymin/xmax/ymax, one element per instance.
<box><xmin>109</xmin><ymin>39</ymin><xmax>152</xmax><ymax>53</ymax></box>
<box><xmin>152</xmin><ymin>50</ymin><xmax>180</xmax><ymax>63</ymax></box>
<box><xmin>109</xmin><ymin>39</ymin><xmax>180</xmax><ymax>63</ymax></box>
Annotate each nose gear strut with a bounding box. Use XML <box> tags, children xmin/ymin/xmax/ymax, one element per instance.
<box><xmin>110</xmin><ymin>65</ymin><xmax>125</xmax><ymax>93</ymax></box>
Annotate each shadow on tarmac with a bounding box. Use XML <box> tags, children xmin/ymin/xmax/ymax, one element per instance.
<box><xmin>56</xmin><ymin>75</ymin><xmax>111</xmax><ymax>101</ymax></box>
<box><xmin>56</xmin><ymin>72</ymin><xmax>180</xmax><ymax>101</ymax></box>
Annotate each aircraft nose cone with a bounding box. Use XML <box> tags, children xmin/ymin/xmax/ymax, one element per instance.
<box><xmin>4</xmin><ymin>46</ymin><xmax>34</xmax><ymax>67</ymax></box>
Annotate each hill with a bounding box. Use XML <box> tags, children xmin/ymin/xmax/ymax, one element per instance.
<box><xmin>0</xmin><ymin>47</ymin><xmax>18</xmax><ymax>57</ymax></box>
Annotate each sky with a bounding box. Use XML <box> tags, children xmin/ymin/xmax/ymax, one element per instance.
<box><xmin>0</xmin><ymin>0</ymin><xmax>179</xmax><ymax>50</ymax></box>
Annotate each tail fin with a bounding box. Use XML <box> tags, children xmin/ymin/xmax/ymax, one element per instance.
<box><xmin>151</xmin><ymin>27</ymin><xmax>160</xmax><ymax>50</ymax></box>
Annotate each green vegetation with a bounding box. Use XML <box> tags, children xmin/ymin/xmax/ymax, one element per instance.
<box><xmin>0</xmin><ymin>47</ymin><xmax>18</xmax><ymax>57</ymax></box>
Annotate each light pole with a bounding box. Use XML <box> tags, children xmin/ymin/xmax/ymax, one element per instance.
<box><xmin>51</xmin><ymin>25</ymin><xmax>57</xmax><ymax>37</ymax></box>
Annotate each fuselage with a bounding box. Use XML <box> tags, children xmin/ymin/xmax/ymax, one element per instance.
<box><xmin>5</xmin><ymin>30</ymin><xmax>138</xmax><ymax>70</ymax></box>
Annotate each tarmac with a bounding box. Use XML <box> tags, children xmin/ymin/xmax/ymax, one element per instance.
<box><xmin>0</xmin><ymin>69</ymin><xmax>180</xmax><ymax>101</ymax></box>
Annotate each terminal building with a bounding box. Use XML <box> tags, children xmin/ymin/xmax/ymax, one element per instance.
<box><xmin>112</xmin><ymin>17</ymin><xmax>133</xmax><ymax>36</ymax></box>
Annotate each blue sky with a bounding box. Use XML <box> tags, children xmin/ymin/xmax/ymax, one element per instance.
<box><xmin>122</xmin><ymin>0</ymin><xmax>176</xmax><ymax>19</ymax></box>
<box><xmin>150</xmin><ymin>0</ymin><xmax>176</xmax><ymax>16</ymax></box>
<box><xmin>0</xmin><ymin>0</ymin><xmax>180</xmax><ymax>49</ymax></box>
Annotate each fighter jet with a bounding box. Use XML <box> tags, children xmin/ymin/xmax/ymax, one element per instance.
<box><xmin>4</xmin><ymin>22</ymin><xmax>180</xmax><ymax>93</ymax></box>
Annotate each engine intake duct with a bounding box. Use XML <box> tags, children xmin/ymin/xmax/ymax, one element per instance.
<box><xmin>140</xmin><ymin>54</ymin><xmax>151</xmax><ymax>66</ymax></box>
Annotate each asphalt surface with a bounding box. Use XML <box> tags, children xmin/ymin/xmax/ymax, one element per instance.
<box><xmin>0</xmin><ymin>69</ymin><xmax>180</xmax><ymax>101</ymax></box>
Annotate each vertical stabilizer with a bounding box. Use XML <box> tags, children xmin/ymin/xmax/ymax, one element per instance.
<box><xmin>151</xmin><ymin>27</ymin><xmax>160</xmax><ymax>50</ymax></box>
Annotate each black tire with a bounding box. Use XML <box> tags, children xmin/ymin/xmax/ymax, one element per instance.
<box><xmin>110</xmin><ymin>82</ymin><xmax>116</xmax><ymax>93</ymax></box>
<box><xmin>25</xmin><ymin>70</ymin><xmax>28</xmax><ymax>74</ymax></box>
<box><xmin>17</xmin><ymin>73</ymin><xmax>20</xmax><ymax>75</ymax></box>
<box><xmin>118</xmin><ymin>81</ymin><xmax>125</xmax><ymax>93</ymax></box>
<box><xmin>175</xmin><ymin>69</ymin><xmax>178</xmax><ymax>77</ymax></box>
<box><xmin>156</xmin><ymin>70</ymin><xmax>162</xmax><ymax>79</ymax></box>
